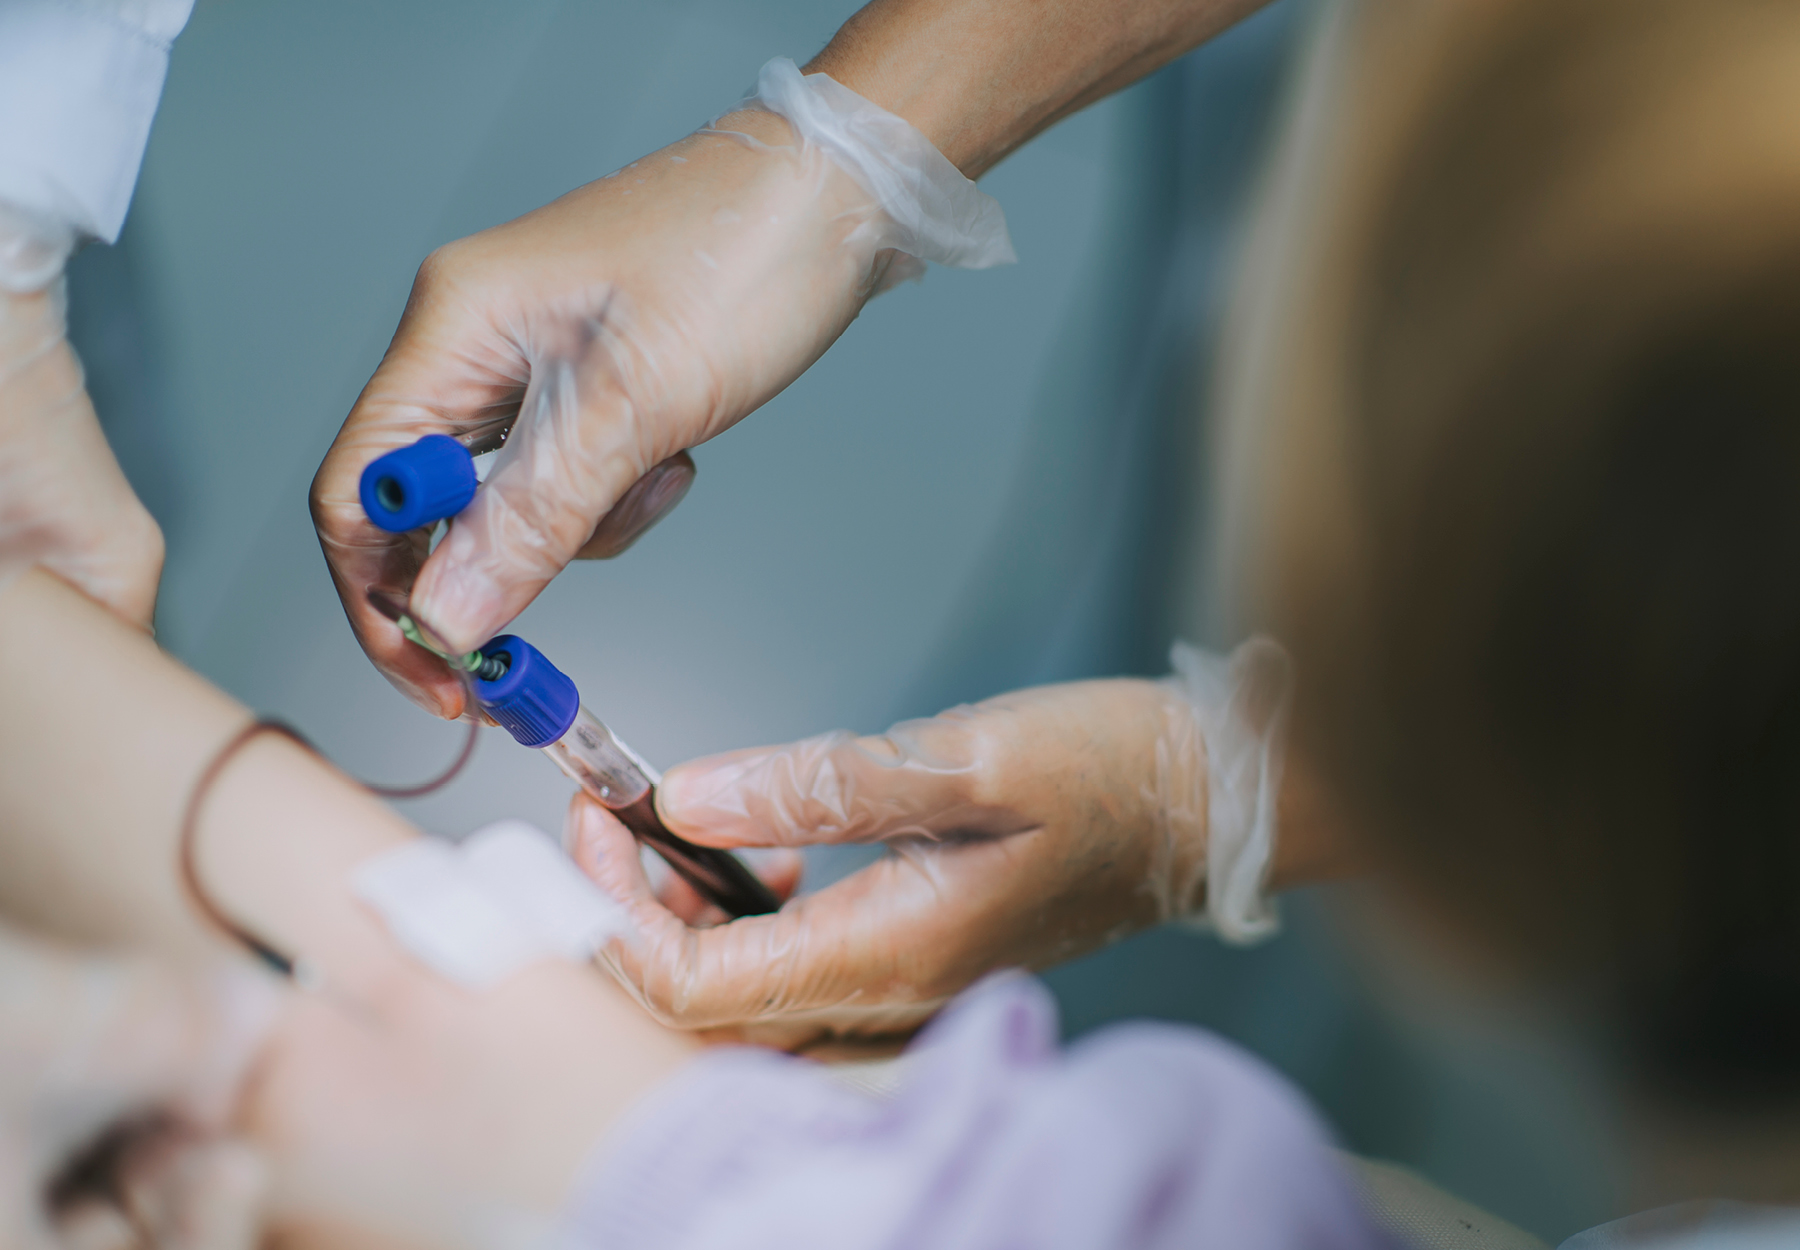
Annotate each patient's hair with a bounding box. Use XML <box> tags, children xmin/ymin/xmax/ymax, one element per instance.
<box><xmin>1283</xmin><ymin>0</ymin><xmax>1800</xmax><ymax>1109</ymax></box>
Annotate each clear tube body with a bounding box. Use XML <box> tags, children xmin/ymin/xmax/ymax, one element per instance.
<box><xmin>544</xmin><ymin>707</ymin><xmax>779</xmax><ymax>918</ymax></box>
<box><xmin>543</xmin><ymin>706</ymin><xmax>657</xmax><ymax>807</ymax></box>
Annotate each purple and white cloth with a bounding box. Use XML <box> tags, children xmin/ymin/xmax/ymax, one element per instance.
<box><xmin>565</xmin><ymin>972</ymin><xmax>1392</xmax><ymax>1250</ymax></box>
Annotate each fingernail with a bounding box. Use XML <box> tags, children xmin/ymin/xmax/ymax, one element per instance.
<box><xmin>656</xmin><ymin>766</ymin><xmax>710</xmax><ymax>820</ymax></box>
<box><xmin>365</xmin><ymin>585</ymin><xmax>411</xmax><ymax>623</ymax></box>
<box><xmin>584</xmin><ymin>454</ymin><xmax>695</xmax><ymax>558</ymax></box>
<box><xmin>412</xmin><ymin>563</ymin><xmax>501</xmax><ymax>654</ymax></box>
<box><xmin>656</xmin><ymin>781</ymin><xmax>690</xmax><ymax>824</ymax></box>
<box><xmin>637</xmin><ymin>843</ymin><xmax>672</xmax><ymax>893</ymax></box>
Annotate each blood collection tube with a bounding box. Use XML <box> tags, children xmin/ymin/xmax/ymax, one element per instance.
<box><xmin>358</xmin><ymin>434</ymin><xmax>776</xmax><ymax>919</ymax></box>
<box><xmin>470</xmin><ymin>635</ymin><xmax>780</xmax><ymax>918</ymax></box>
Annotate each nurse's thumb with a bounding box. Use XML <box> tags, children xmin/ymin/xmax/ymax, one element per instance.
<box><xmin>407</xmin><ymin>356</ymin><xmax>651</xmax><ymax>653</ymax></box>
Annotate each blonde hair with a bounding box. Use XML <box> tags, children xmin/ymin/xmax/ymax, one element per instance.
<box><xmin>1258</xmin><ymin>0</ymin><xmax>1800</xmax><ymax>1103</ymax></box>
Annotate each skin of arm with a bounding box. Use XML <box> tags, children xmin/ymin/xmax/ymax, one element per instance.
<box><xmin>1270</xmin><ymin>749</ymin><xmax>1360</xmax><ymax>891</ymax></box>
<box><xmin>0</xmin><ymin>567</ymin><xmax>698</xmax><ymax>1249</ymax></box>
<box><xmin>808</xmin><ymin>0</ymin><xmax>1276</xmax><ymax>177</ymax></box>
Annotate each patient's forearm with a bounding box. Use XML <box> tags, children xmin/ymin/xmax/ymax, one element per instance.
<box><xmin>0</xmin><ymin>569</ymin><xmax>698</xmax><ymax>1247</ymax></box>
<box><xmin>0</xmin><ymin>565</ymin><xmax>234</xmax><ymax>951</ymax></box>
<box><xmin>0</xmin><ymin>567</ymin><xmax>415</xmax><ymax>987</ymax></box>
<box><xmin>253</xmin><ymin>953</ymin><xmax>698</xmax><ymax>1249</ymax></box>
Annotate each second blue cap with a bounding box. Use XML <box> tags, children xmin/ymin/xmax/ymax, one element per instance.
<box><xmin>359</xmin><ymin>434</ymin><xmax>478</xmax><ymax>533</ymax></box>
<box><xmin>473</xmin><ymin>635</ymin><xmax>580</xmax><ymax>749</ymax></box>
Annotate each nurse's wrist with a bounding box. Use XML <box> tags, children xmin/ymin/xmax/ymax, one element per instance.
<box><xmin>802</xmin><ymin>0</ymin><xmax>1272</xmax><ymax>180</ymax></box>
<box><xmin>1266</xmin><ymin>753</ymin><xmax>1363</xmax><ymax>892</ymax></box>
<box><xmin>804</xmin><ymin>20</ymin><xmax>1018</xmax><ymax>177</ymax></box>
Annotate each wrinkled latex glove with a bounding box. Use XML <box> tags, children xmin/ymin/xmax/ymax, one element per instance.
<box><xmin>0</xmin><ymin>925</ymin><xmax>275</xmax><ymax>1250</ymax></box>
<box><xmin>314</xmin><ymin>56</ymin><xmax>1012</xmax><ymax>720</ymax></box>
<box><xmin>311</xmin><ymin>111</ymin><xmax>884</xmax><ymax>718</ymax></box>
<box><xmin>570</xmin><ymin>678</ymin><xmax>1212</xmax><ymax>1046</ymax></box>
<box><xmin>0</xmin><ymin>208</ymin><xmax>164</xmax><ymax>631</ymax></box>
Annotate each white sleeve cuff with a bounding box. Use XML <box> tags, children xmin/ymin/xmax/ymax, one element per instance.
<box><xmin>0</xmin><ymin>0</ymin><xmax>195</xmax><ymax>244</ymax></box>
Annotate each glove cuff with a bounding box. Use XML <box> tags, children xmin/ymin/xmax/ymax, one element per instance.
<box><xmin>1166</xmin><ymin>636</ymin><xmax>1295</xmax><ymax>945</ymax></box>
<box><xmin>0</xmin><ymin>200</ymin><xmax>74</xmax><ymax>294</ymax></box>
<box><xmin>733</xmin><ymin>57</ymin><xmax>1017</xmax><ymax>272</ymax></box>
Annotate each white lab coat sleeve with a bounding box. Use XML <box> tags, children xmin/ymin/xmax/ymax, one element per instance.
<box><xmin>0</xmin><ymin>0</ymin><xmax>196</xmax><ymax>243</ymax></box>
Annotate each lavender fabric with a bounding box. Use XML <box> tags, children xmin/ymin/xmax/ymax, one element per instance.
<box><xmin>563</xmin><ymin>973</ymin><xmax>1393</xmax><ymax>1250</ymax></box>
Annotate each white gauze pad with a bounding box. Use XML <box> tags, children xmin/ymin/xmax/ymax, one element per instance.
<box><xmin>353</xmin><ymin>821</ymin><xmax>628</xmax><ymax>988</ymax></box>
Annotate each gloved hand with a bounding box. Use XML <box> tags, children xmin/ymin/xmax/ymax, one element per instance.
<box><xmin>572</xmin><ymin>642</ymin><xmax>1296</xmax><ymax>1047</ymax></box>
<box><xmin>0</xmin><ymin>206</ymin><xmax>165</xmax><ymax>631</ymax></box>
<box><xmin>312</xmin><ymin>59</ymin><xmax>1012</xmax><ymax>719</ymax></box>
<box><xmin>0</xmin><ymin>925</ymin><xmax>275</xmax><ymax>1250</ymax></box>
<box><xmin>570</xmin><ymin>677</ymin><xmax>1201</xmax><ymax>1046</ymax></box>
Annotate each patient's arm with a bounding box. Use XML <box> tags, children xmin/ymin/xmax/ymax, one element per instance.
<box><xmin>0</xmin><ymin>568</ymin><xmax>697</xmax><ymax>1247</ymax></box>
<box><xmin>0</xmin><ymin>565</ymin><xmax>408</xmax><ymax>972</ymax></box>
<box><xmin>249</xmin><ymin>949</ymin><xmax>702</xmax><ymax>1248</ymax></box>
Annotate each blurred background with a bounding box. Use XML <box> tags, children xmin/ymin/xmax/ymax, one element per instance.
<box><xmin>67</xmin><ymin>0</ymin><xmax>1613</xmax><ymax>1240</ymax></box>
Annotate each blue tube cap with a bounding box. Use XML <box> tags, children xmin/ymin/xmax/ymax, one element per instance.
<box><xmin>473</xmin><ymin>635</ymin><xmax>579</xmax><ymax>749</ymax></box>
<box><xmin>359</xmin><ymin>434</ymin><xmax>478</xmax><ymax>533</ymax></box>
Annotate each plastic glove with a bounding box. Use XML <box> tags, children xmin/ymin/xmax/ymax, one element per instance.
<box><xmin>312</xmin><ymin>58</ymin><xmax>1013</xmax><ymax>719</ymax></box>
<box><xmin>0</xmin><ymin>925</ymin><xmax>275</xmax><ymax>1250</ymax></box>
<box><xmin>0</xmin><ymin>206</ymin><xmax>164</xmax><ymax>630</ymax></box>
<box><xmin>567</xmin><ymin>677</ymin><xmax>1205</xmax><ymax>1047</ymax></box>
<box><xmin>572</xmin><ymin>641</ymin><xmax>1295</xmax><ymax>1046</ymax></box>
